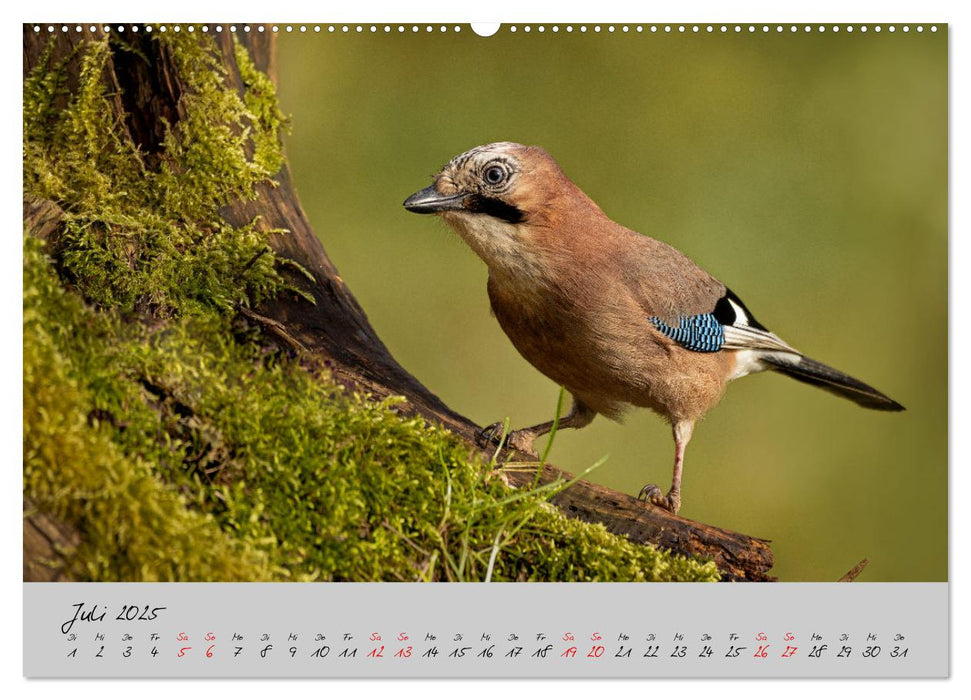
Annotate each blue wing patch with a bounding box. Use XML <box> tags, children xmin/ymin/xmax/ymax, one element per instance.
<box><xmin>650</xmin><ymin>314</ymin><xmax>725</xmax><ymax>353</ymax></box>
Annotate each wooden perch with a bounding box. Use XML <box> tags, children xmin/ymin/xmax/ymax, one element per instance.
<box><xmin>838</xmin><ymin>558</ymin><xmax>869</xmax><ymax>582</ymax></box>
<box><xmin>22</xmin><ymin>27</ymin><xmax>775</xmax><ymax>582</ymax></box>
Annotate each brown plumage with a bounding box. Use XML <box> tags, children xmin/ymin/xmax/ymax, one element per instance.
<box><xmin>404</xmin><ymin>142</ymin><xmax>903</xmax><ymax>514</ymax></box>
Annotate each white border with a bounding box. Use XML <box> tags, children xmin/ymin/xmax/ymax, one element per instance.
<box><xmin>4</xmin><ymin>0</ymin><xmax>963</xmax><ymax>697</ymax></box>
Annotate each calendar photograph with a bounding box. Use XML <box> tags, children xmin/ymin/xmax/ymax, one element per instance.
<box><xmin>21</xmin><ymin>19</ymin><xmax>948</xmax><ymax>679</ymax></box>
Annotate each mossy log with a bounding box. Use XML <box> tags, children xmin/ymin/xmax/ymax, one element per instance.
<box><xmin>23</xmin><ymin>27</ymin><xmax>774</xmax><ymax>582</ymax></box>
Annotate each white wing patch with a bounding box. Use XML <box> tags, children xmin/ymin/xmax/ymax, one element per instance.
<box><xmin>728</xmin><ymin>298</ymin><xmax>751</xmax><ymax>325</ymax></box>
<box><xmin>717</xmin><ymin>289</ymin><xmax>803</xmax><ymax>374</ymax></box>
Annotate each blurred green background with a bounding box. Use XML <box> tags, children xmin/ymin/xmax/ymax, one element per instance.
<box><xmin>276</xmin><ymin>26</ymin><xmax>947</xmax><ymax>582</ymax></box>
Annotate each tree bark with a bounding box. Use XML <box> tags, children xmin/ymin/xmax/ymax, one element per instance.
<box><xmin>22</xmin><ymin>26</ymin><xmax>774</xmax><ymax>582</ymax></box>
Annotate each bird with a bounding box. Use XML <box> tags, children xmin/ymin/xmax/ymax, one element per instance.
<box><xmin>402</xmin><ymin>142</ymin><xmax>904</xmax><ymax>515</ymax></box>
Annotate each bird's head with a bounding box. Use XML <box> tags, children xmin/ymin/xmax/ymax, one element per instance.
<box><xmin>403</xmin><ymin>142</ymin><xmax>599</xmax><ymax>275</ymax></box>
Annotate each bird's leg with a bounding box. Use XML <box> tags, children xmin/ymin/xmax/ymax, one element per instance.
<box><xmin>638</xmin><ymin>420</ymin><xmax>695</xmax><ymax>515</ymax></box>
<box><xmin>478</xmin><ymin>400</ymin><xmax>596</xmax><ymax>457</ymax></box>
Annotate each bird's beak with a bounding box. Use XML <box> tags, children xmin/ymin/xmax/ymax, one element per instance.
<box><xmin>403</xmin><ymin>185</ymin><xmax>467</xmax><ymax>214</ymax></box>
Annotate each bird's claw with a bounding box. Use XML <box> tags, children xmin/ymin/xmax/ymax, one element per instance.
<box><xmin>476</xmin><ymin>422</ymin><xmax>539</xmax><ymax>457</ymax></box>
<box><xmin>477</xmin><ymin>421</ymin><xmax>508</xmax><ymax>448</ymax></box>
<box><xmin>637</xmin><ymin>484</ymin><xmax>662</xmax><ymax>501</ymax></box>
<box><xmin>637</xmin><ymin>484</ymin><xmax>681</xmax><ymax>515</ymax></box>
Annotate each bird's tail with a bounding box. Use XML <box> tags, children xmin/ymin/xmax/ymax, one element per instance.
<box><xmin>761</xmin><ymin>353</ymin><xmax>905</xmax><ymax>411</ymax></box>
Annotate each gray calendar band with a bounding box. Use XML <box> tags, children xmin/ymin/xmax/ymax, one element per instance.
<box><xmin>23</xmin><ymin>582</ymin><xmax>948</xmax><ymax>678</ymax></box>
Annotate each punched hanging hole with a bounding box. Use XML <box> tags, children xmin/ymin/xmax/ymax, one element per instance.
<box><xmin>471</xmin><ymin>23</ymin><xmax>501</xmax><ymax>37</ymax></box>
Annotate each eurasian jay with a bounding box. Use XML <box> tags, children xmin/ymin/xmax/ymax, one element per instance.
<box><xmin>403</xmin><ymin>142</ymin><xmax>903</xmax><ymax>515</ymax></box>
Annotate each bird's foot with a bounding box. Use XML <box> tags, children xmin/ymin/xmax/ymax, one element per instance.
<box><xmin>476</xmin><ymin>421</ymin><xmax>508</xmax><ymax>448</ymax></box>
<box><xmin>476</xmin><ymin>422</ymin><xmax>539</xmax><ymax>458</ymax></box>
<box><xmin>637</xmin><ymin>484</ymin><xmax>682</xmax><ymax>515</ymax></box>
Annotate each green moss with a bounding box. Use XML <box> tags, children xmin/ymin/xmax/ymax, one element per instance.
<box><xmin>22</xmin><ymin>33</ymin><xmax>720</xmax><ymax>583</ymax></box>
<box><xmin>23</xmin><ymin>32</ymin><xmax>286</xmax><ymax>315</ymax></box>
<box><xmin>157</xmin><ymin>33</ymin><xmax>287</xmax><ymax>218</ymax></box>
<box><xmin>24</xmin><ymin>237</ymin><xmax>716</xmax><ymax>582</ymax></box>
<box><xmin>24</xmin><ymin>238</ymin><xmax>275</xmax><ymax>581</ymax></box>
<box><xmin>234</xmin><ymin>39</ymin><xmax>288</xmax><ymax>177</ymax></box>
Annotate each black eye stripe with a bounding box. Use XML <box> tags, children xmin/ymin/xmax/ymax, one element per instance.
<box><xmin>463</xmin><ymin>194</ymin><xmax>524</xmax><ymax>224</ymax></box>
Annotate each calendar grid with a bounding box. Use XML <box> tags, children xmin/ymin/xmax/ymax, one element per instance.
<box><xmin>23</xmin><ymin>582</ymin><xmax>948</xmax><ymax>678</ymax></box>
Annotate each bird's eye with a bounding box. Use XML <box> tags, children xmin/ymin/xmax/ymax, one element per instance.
<box><xmin>484</xmin><ymin>165</ymin><xmax>507</xmax><ymax>186</ymax></box>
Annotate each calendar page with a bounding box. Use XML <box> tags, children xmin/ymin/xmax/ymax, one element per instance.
<box><xmin>21</xmin><ymin>20</ymin><xmax>948</xmax><ymax>679</ymax></box>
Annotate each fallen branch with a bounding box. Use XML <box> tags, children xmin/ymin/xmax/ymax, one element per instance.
<box><xmin>838</xmin><ymin>558</ymin><xmax>869</xmax><ymax>582</ymax></box>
